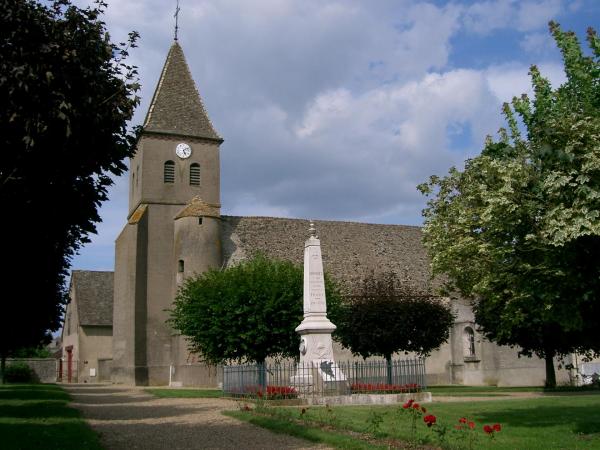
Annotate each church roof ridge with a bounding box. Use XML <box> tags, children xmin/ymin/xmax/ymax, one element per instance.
<box><xmin>221</xmin><ymin>215</ymin><xmax>423</xmax><ymax>230</ymax></box>
<box><xmin>143</xmin><ymin>41</ymin><xmax>222</xmax><ymax>142</ymax></box>
<box><xmin>71</xmin><ymin>269</ymin><xmax>114</xmax><ymax>274</ymax></box>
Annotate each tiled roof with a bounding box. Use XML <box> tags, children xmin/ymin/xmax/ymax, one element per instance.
<box><xmin>175</xmin><ymin>197</ymin><xmax>221</xmax><ymax>219</ymax></box>
<box><xmin>71</xmin><ymin>271</ymin><xmax>113</xmax><ymax>327</ymax></box>
<box><xmin>220</xmin><ymin>216</ymin><xmax>436</xmax><ymax>292</ymax></box>
<box><xmin>128</xmin><ymin>204</ymin><xmax>147</xmax><ymax>224</ymax></box>
<box><xmin>143</xmin><ymin>42</ymin><xmax>222</xmax><ymax>142</ymax></box>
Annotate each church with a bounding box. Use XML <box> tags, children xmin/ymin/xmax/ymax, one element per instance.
<box><xmin>63</xmin><ymin>39</ymin><xmax>571</xmax><ymax>387</ymax></box>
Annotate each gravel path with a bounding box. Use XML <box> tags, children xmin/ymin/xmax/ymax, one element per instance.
<box><xmin>64</xmin><ymin>384</ymin><xmax>329</xmax><ymax>450</ymax></box>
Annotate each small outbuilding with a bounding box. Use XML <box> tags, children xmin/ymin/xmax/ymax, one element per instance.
<box><xmin>60</xmin><ymin>270</ymin><xmax>113</xmax><ymax>383</ymax></box>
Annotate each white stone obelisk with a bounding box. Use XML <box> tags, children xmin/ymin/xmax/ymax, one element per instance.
<box><xmin>294</xmin><ymin>221</ymin><xmax>345</xmax><ymax>385</ymax></box>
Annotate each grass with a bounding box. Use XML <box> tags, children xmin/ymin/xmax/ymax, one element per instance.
<box><xmin>225</xmin><ymin>410</ymin><xmax>384</xmax><ymax>449</ymax></box>
<box><xmin>430</xmin><ymin>393</ymin><xmax>510</xmax><ymax>397</ymax></box>
<box><xmin>232</xmin><ymin>394</ymin><xmax>600</xmax><ymax>449</ymax></box>
<box><xmin>427</xmin><ymin>385</ymin><xmax>600</xmax><ymax>399</ymax></box>
<box><xmin>428</xmin><ymin>385</ymin><xmax>600</xmax><ymax>395</ymax></box>
<box><xmin>145</xmin><ymin>388</ymin><xmax>223</xmax><ymax>398</ymax></box>
<box><xmin>428</xmin><ymin>385</ymin><xmax>545</xmax><ymax>394</ymax></box>
<box><xmin>0</xmin><ymin>383</ymin><xmax>101</xmax><ymax>450</ymax></box>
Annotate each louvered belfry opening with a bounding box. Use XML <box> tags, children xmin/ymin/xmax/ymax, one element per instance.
<box><xmin>190</xmin><ymin>163</ymin><xmax>200</xmax><ymax>186</ymax></box>
<box><xmin>164</xmin><ymin>160</ymin><xmax>175</xmax><ymax>183</ymax></box>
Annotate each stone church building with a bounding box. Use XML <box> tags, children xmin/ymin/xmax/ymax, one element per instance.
<box><xmin>65</xmin><ymin>40</ymin><xmax>571</xmax><ymax>387</ymax></box>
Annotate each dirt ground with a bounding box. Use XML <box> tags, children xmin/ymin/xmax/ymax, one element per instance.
<box><xmin>65</xmin><ymin>384</ymin><xmax>329</xmax><ymax>450</ymax></box>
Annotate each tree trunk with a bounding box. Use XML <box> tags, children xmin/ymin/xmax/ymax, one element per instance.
<box><xmin>385</xmin><ymin>354</ymin><xmax>393</xmax><ymax>385</ymax></box>
<box><xmin>544</xmin><ymin>348</ymin><xmax>557</xmax><ymax>388</ymax></box>
<box><xmin>1</xmin><ymin>355</ymin><xmax>6</xmax><ymax>385</ymax></box>
<box><xmin>257</xmin><ymin>359</ymin><xmax>267</xmax><ymax>392</ymax></box>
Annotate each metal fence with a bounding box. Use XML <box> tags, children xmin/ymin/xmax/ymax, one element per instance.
<box><xmin>223</xmin><ymin>358</ymin><xmax>426</xmax><ymax>399</ymax></box>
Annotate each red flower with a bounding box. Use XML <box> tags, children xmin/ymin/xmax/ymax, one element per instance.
<box><xmin>493</xmin><ymin>423</ymin><xmax>502</xmax><ymax>432</ymax></box>
<box><xmin>468</xmin><ymin>421</ymin><xmax>475</xmax><ymax>429</ymax></box>
<box><xmin>412</xmin><ymin>403</ymin><xmax>420</xmax><ymax>409</ymax></box>
<box><xmin>407</xmin><ymin>399</ymin><xmax>414</xmax><ymax>406</ymax></box>
<box><xmin>423</xmin><ymin>414</ymin><xmax>437</xmax><ymax>427</ymax></box>
<box><xmin>483</xmin><ymin>425</ymin><xmax>493</xmax><ymax>434</ymax></box>
<box><xmin>402</xmin><ymin>403</ymin><xmax>410</xmax><ymax>409</ymax></box>
<box><xmin>459</xmin><ymin>417</ymin><xmax>467</xmax><ymax>424</ymax></box>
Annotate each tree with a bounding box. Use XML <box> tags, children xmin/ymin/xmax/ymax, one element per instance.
<box><xmin>169</xmin><ymin>254</ymin><xmax>342</xmax><ymax>366</ymax></box>
<box><xmin>330</xmin><ymin>271</ymin><xmax>454</xmax><ymax>383</ymax></box>
<box><xmin>418</xmin><ymin>23</ymin><xmax>600</xmax><ymax>387</ymax></box>
<box><xmin>0</xmin><ymin>0</ymin><xmax>139</xmax><ymax>381</ymax></box>
<box><xmin>13</xmin><ymin>346</ymin><xmax>52</xmax><ymax>359</ymax></box>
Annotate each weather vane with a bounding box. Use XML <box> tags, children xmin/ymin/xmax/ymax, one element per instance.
<box><xmin>174</xmin><ymin>0</ymin><xmax>181</xmax><ymax>41</ymax></box>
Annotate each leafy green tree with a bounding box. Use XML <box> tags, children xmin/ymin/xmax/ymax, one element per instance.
<box><xmin>169</xmin><ymin>254</ymin><xmax>342</xmax><ymax>366</ymax></box>
<box><xmin>13</xmin><ymin>347</ymin><xmax>52</xmax><ymax>359</ymax></box>
<box><xmin>418</xmin><ymin>23</ymin><xmax>600</xmax><ymax>387</ymax></box>
<box><xmin>0</xmin><ymin>0</ymin><xmax>139</xmax><ymax>381</ymax></box>
<box><xmin>331</xmin><ymin>271</ymin><xmax>454</xmax><ymax>383</ymax></box>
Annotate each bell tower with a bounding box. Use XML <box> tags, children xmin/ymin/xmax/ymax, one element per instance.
<box><xmin>128</xmin><ymin>41</ymin><xmax>222</xmax><ymax>214</ymax></box>
<box><xmin>113</xmin><ymin>40</ymin><xmax>223</xmax><ymax>385</ymax></box>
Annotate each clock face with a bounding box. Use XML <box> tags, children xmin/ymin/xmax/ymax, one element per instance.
<box><xmin>175</xmin><ymin>143</ymin><xmax>192</xmax><ymax>159</ymax></box>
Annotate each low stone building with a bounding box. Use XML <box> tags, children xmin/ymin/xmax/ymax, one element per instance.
<box><xmin>61</xmin><ymin>270</ymin><xmax>113</xmax><ymax>383</ymax></box>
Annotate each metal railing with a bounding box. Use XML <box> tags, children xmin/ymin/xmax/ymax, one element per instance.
<box><xmin>223</xmin><ymin>358</ymin><xmax>426</xmax><ymax>399</ymax></box>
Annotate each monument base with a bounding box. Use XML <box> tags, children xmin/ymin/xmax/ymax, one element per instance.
<box><xmin>298</xmin><ymin>333</ymin><xmax>336</xmax><ymax>365</ymax></box>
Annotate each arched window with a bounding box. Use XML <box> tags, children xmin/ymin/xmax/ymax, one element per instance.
<box><xmin>463</xmin><ymin>327</ymin><xmax>476</xmax><ymax>358</ymax></box>
<box><xmin>178</xmin><ymin>260</ymin><xmax>184</xmax><ymax>273</ymax></box>
<box><xmin>164</xmin><ymin>161</ymin><xmax>175</xmax><ymax>183</ymax></box>
<box><xmin>190</xmin><ymin>163</ymin><xmax>200</xmax><ymax>186</ymax></box>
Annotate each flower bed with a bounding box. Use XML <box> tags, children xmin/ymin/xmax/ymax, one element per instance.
<box><xmin>231</xmin><ymin>385</ymin><xmax>299</xmax><ymax>400</ymax></box>
<box><xmin>350</xmin><ymin>382</ymin><xmax>421</xmax><ymax>394</ymax></box>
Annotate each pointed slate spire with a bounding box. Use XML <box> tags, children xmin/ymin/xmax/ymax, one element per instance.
<box><xmin>143</xmin><ymin>42</ymin><xmax>222</xmax><ymax>142</ymax></box>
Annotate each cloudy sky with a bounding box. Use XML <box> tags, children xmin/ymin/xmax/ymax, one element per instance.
<box><xmin>71</xmin><ymin>0</ymin><xmax>599</xmax><ymax>271</ymax></box>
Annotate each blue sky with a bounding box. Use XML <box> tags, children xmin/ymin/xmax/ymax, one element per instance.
<box><xmin>71</xmin><ymin>0</ymin><xmax>599</xmax><ymax>272</ymax></box>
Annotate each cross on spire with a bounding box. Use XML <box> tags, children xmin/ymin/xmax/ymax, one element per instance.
<box><xmin>174</xmin><ymin>0</ymin><xmax>181</xmax><ymax>41</ymax></box>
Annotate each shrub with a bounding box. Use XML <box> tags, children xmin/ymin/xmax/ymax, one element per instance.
<box><xmin>4</xmin><ymin>362</ymin><xmax>34</xmax><ymax>383</ymax></box>
<box><xmin>351</xmin><ymin>382</ymin><xmax>420</xmax><ymax>393</ymax></box>
<box><xmin>238</xmin><ymin>385</ymin><xmax>299</xmax><ymax>400</ymax></box>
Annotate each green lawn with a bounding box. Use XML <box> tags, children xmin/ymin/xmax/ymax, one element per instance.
<box><xmin>226</xmin><ymin>410</ymin><xmax>382</xmax><ymax>449</ymax></box>
<box><xmin>428</xmin><ymin>385</ymin><xmax>600</xmax><ymax>395</ymax></box>
<box><xmin>231</xmin><ymin>394</ymin><xmax>600</xmax><ymax>449</ymax></box>
<box><xmin>428</xmin><ymin>385</ymin><xmax>545</xmax><ymax>394</ymax></box>
<box><xmin>0</xmin><ymin>384</ymin><xmax>101</xmax><ymax>450</ymax></box>
<box><xmin>145</xmin><ymin>388</ymin><xmax>223</xmax><ymax>398</ymax></box>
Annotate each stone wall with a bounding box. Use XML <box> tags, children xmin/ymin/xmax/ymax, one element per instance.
<box><xmin>6</xmin><ymin>358</ymin><xmax>57</xmax><ymax>383</ymax></box>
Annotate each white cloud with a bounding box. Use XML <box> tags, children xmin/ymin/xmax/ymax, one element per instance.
<box><xmin>517</xmin><ymin>0</ymin><xmax>562</xmax><ymax>31</ymax></box>
<box><xmin>462</xmin><ymin>0</ymin><xmax>516</xmax><ymax>34</ymax></box>
<box><xmin>236</xmin><ymin>67</ymin><xmax>504</xmax><ymax>222</ymax></box>
<box><xmin>520</xmin><ymin>32</ymin><xmax>554</xmax><ymax>54</ymax></box>
<box><xmin>66</xmin><ymin>0</ymin><xmax>581</xmax><ymax>270</ymax></box>
<box><xmin>484</xmin><ymin>61</ymin><xmax>566</xmax><ymax>103</ymax></box>
<box><xmin>463</xmin><ymin>0</ymin><xmax>564</xmax><ymax>34</ymax></box>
